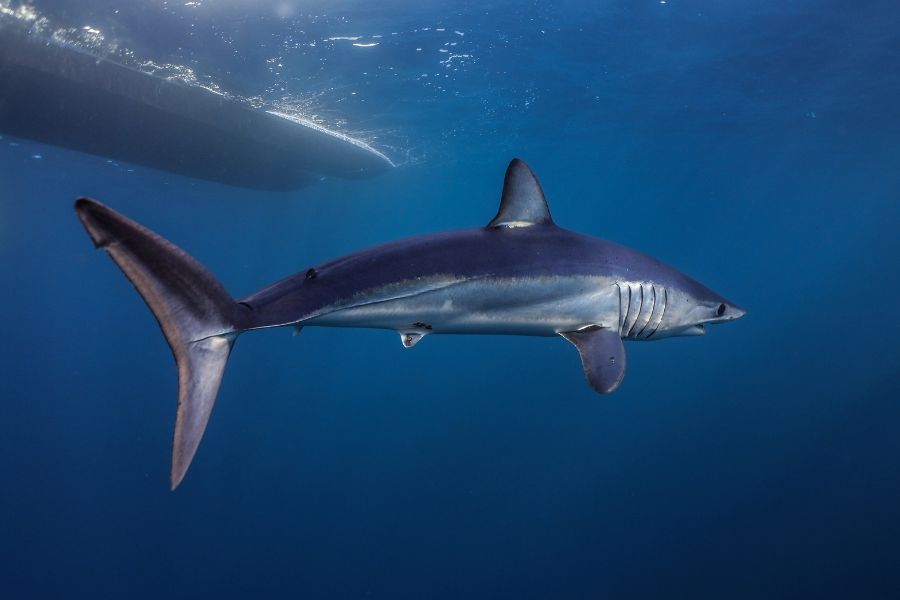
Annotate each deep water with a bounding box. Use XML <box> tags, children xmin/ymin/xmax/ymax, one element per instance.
<box><xmin>2</xmin><ymin>1</ymin><xmax>900</xmax><ymax>598</ymax></box>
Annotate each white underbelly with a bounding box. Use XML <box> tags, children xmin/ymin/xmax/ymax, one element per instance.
<box><xmin>303</xmin><ymin>276</ymin><xmax>620</xmax><ymax>336</ymax></box>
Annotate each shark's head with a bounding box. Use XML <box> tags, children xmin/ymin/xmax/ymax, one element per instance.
<box><xmin>653</xmin><ymin>275</ymin><xmax>746</xmax><ymax>339</ymax></box>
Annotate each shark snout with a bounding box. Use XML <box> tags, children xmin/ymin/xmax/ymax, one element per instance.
<box><xmin>708</xmin><ymin>302</ymin><xmax>746</xmax><ymax>326</ymax></box>
<box><xmin>722</xmin><ymin>303</ymin><xmax>747</xmax><ymax>321</ymax></box>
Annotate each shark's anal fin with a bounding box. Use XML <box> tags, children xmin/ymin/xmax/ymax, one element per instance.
<box><xmin>560</xmin><ymin>326</ymin><xmax>626</xmax><ymax>394</ymax></box>
<box><xmin>487</xmin><ymin>158</ymin><xmax>554</xmax><ymax>228</ymax></box>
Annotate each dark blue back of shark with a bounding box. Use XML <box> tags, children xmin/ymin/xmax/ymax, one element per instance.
<box><xmin>238</xmin><ymin>225</ymin><xmax>726</xmax><ymax>330</ymax></box>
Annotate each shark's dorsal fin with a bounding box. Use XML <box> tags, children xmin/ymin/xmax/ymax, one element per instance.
<box><xmin>487</xmin><ymin>158</ymin><xmax>554</xmax><ymax>228</ymax></box>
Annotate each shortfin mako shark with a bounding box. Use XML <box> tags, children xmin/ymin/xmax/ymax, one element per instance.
<box><xmin>75</xmin><ymin>159</ymin><xmax>745</xmax><ymax>489</ymax></box>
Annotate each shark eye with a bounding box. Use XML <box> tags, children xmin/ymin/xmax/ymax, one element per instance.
<box><xmin>716</xmin><ymin>303</ymin><xmax>726</xmax><ymax>317</ymax></box>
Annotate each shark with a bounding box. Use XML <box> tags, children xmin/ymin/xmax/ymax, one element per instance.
<box><xmin>75</xmin><ymin>159</ymin><xmax>745</xmax><ymax>488</ymax></box>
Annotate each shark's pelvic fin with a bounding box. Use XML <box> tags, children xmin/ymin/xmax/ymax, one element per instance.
<box><xmin>400</xmin><ymin>331</ymin><xmax>426</xmax><ymax>348</ymax></box>
<box><xmin>75</xmin><ymin>198</ymin><xmax>244</xmax><ymax>490</ymax></box>
<box><xmin>487</xmin><ymin>158</ymin><xmax>554</xmax><ymax>229</ymax></box>
<box><xmin>560</xmin><ymin>326</ymin><xmax>627</xmax><ymax>394</ymax></box>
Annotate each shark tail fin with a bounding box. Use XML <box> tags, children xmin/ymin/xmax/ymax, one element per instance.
<box><xmin>75</xmin><ymin>198</ymin><xmax>244</xmax><ymax>490</ymax></box>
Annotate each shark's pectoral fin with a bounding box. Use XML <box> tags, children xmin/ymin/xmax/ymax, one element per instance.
<box><xmin>487</xmin><ymin>159</ymin><xmax>554</xmax><ymax>228</ymax></box>
<box><xmin>560</xmin><ymin>326</ymin><xmax>626</xmax><ymax>394</ymax></box>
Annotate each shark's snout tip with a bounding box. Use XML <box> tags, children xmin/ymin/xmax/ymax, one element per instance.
<box><xmin>730</xmin><ymin>305</ymin><xmax>747</xmax><ymax>320</ymax></box>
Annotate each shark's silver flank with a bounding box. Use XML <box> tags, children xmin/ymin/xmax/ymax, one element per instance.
<box><xmin>75</xmin><ymin>159</ymin><xmax>745</xmax><ymax>488</ymax></box>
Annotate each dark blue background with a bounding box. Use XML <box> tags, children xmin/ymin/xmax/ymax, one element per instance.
<box><xmin>2</xmin><ymin>1</ymin><xmax>899</xmax><ymax>598</ymax></box>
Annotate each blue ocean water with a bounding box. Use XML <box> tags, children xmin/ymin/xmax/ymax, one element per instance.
<box><xmin>2</xmin><ymin>1</ymin><xmax>900</xmax><ymax>598</ymax></box>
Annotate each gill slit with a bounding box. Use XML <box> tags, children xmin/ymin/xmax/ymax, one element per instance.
<box><xmin>635</xmin><ymin>285</ymin><xmax>656</xmax><ymax>338</ymax></box>
<box><xmin>647</xmin><ymin>287</ymin><xmax>668</xmax><ymax>339</ymax></box>
<box><xmin>626</xmin><ymin>284</ymin><xmax>643</xmax><ymax>338</ymax></box>
<box><xmin>619</xmin><ymin>283</ymin><xmax>631</xmax><ymax>336</ymax></box>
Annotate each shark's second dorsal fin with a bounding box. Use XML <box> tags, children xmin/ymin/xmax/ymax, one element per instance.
<box><xmin>487</xmin><ymin>158</ymin><xmax>554</xmax><ymax>229</ymax></box>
